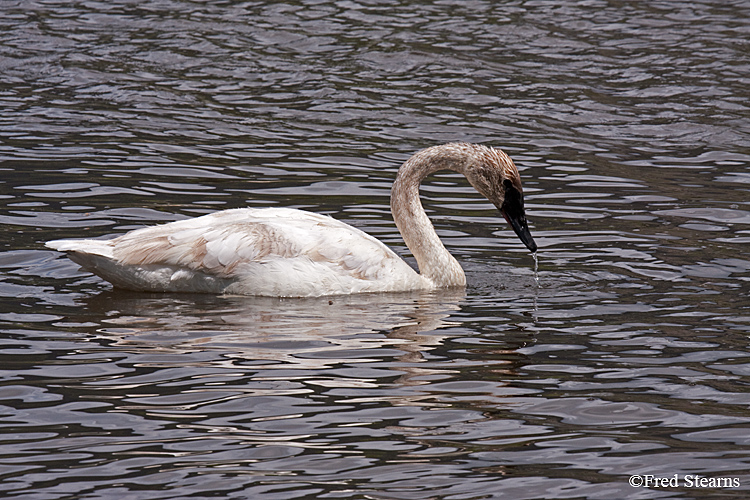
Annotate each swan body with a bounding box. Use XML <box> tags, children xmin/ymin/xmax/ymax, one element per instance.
<box><xmin>48</xmin><ymin>208</ymin><xmax>426</xmax><ymax>296</ymax></box>
<box><xmin>47</xmin><ymin>143</ymin><xmax>537</xmax><ymax>297</ymax></box>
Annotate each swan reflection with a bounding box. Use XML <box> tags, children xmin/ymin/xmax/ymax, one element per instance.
<box><xmin>89</xmin><ymin>289</ymin><xmax>466</xmax><ymax>372</ymax></box>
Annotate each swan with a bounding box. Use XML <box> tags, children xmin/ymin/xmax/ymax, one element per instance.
<box><xmin>46</xmin><ymin>143</ymin><xmax>537</xmax><ymax>297</ymax></box>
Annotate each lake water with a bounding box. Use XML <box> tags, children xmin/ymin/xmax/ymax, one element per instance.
<box><xmin>1</xmin><ymin>1</ymin><xmax>749</xmax><ymax>498</ymax></box>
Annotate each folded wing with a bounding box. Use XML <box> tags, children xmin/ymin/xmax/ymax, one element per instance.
<box><xmin>47</xmin><ymin>208</ymin><xmax>422</xmax><ymax>296</ymax></box>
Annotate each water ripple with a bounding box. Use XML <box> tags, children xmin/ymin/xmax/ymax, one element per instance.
<box><xmin>1</xmin><ymin>0</ymin><xmax>750</xmax><ymax>498</ymax></box>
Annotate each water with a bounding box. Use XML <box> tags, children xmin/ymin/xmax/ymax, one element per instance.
<box><xmin>1</xmin><ymin>0</ymin><xmax>749</xmax><ymax>498</ymax></box>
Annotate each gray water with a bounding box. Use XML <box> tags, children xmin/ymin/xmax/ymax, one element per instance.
<box><xmin>1</xmin><ymin>1</ymin><xmax>750</xmax><ymax>499</ymax></box>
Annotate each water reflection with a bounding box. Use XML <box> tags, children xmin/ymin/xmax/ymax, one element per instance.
<box><xmin>89</xmin><ymin>289</ymin><xmax>465</xmax><ymax>369</ymax></box>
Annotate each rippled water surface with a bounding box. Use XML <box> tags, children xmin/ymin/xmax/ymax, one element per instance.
<box><xmin>2</xmin><ymin>1</ymin><xmax>750</xmax><ymax>498</ymax></box>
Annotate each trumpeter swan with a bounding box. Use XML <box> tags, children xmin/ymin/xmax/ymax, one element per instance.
<box><xmin>46</xmin><ymin>143</ymin><xmax>537</xmax><ymax>297</ymax></box>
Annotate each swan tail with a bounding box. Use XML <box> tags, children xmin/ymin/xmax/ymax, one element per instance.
<box><xmin>46</xmin><ymin>238</ymin><xmax>127</xmax><ymax>286</ymax></box>
<box><xmin>46</xmin><ymin>238</ymin><xmax>115</xmax><ymax>258</ymax></box>
<box><xmin>46</xmin><ymin>238</ymin><xmax>229</xmax><ymax>293</ymax></box>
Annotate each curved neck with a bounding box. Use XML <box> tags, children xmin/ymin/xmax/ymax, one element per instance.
<box><xmin>390</xmin><ymin>146</ymin><xmax>469</xmax><ymax>288</ymax></box>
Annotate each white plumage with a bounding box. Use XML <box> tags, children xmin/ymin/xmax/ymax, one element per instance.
<box><xmin>46</xmin><ymin>143</ymin><xmax>537</xmax><ymax>297</ymax></box>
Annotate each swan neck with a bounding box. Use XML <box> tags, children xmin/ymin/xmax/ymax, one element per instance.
<box><xmin>390</xmin><ymin>150</ymin><xmax>466</xmax><ymax>288</ymax></box>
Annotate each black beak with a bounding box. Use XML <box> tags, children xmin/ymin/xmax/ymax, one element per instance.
<box><xmin>500</xmin><ymin>180</ymin><xmax>537</xmax><ymax>253</ymax></box>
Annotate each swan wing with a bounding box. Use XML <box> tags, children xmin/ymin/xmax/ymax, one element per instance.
<box><xmin>48</xmin><ymin>208</ymin><xmax>422</xmax><ymax>296</ymax></box>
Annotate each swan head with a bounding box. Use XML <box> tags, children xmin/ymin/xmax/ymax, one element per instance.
<box><xmin>394</xmin><ymin>142</ymin><xmax>538</xmax><ymax>254</ymax></box>
<box><xmin>460</xmin><ymin>144</ymin><xmax>538</xmax><ymax>253</ymax></box>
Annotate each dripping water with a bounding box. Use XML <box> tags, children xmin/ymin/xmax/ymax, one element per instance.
<box><xmin>532</xmin><ymin>250</ymin><xmax>539</xmax><ymax>316</ymax></box>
